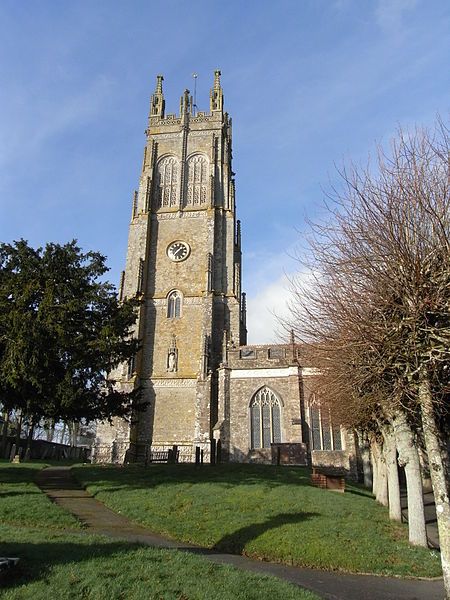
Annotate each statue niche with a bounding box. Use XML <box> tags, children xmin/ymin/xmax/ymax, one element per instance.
<box><xmin>167</xmin><ymin>335</ymin><xmax>178</xmax><ymax>372</ymax></box>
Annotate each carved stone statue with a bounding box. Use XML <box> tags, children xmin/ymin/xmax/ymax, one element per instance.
<box><xmin>168</xmin><ymin>350</ymin><xmax>177</xmax><ymax>372</ymax></box>
<box><xmin>167</xmin><ymin>335</ymin><xmax>178</xmax><ymax>372</ymax></box>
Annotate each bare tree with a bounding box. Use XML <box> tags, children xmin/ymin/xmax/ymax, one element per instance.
<box><xmin>288</xmin><ymin>120</ymin><xmax>449</xmax><ymax>593</ymax></box>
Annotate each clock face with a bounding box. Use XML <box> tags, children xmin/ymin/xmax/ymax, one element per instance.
<box><xmin>167</xmin><ymin>241</ymin><xmax>190</xmax><ymax>262</ymax></box>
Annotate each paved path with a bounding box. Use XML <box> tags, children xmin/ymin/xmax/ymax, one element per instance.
<box><xmin>36</xmin><ymin>467</ymin><xmax>444</xmax><ymax>600</ymax></box>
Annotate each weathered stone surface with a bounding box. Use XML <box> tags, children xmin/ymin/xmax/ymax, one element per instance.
<box><xmin>95</xmin><ymin>73</ymin><xmax>358</xmax><ymax>477</ymax></box>
<box><xmin>96</xmin><ymin>72</ymin><xmax>244</xmax><ymax>462</ymax></box>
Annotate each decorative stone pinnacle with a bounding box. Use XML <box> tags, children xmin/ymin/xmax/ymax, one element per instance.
<box><xmin>150</xmin><ymin>73</ymin><xmax>165</xmax><ymax>118</ymax></box>
<box><xmin>180</xmin><ymin>88</ymin><xmax>191</xmax><ymax>116</ymax></box>
<box><xmin>210</xmin><ymin>70</ymin><xmax>223</xmax><ymax>112</ymax></box>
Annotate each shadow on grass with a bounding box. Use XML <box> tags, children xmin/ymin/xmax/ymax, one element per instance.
<box><xmin>70</xmin><ymin>463</ymin><xmax>314</xmax><ymax>496</ymax></box>
<box><xmin>1</xmin><ymin>513</ymin><xmax>318</xmax><ymax>591</ymax></box>
<box><xmin>0</xmin><ymin>466</ymin><xmax>48</xmax><ymax>485</ymax></box>
<box><xmin>0</xmin><ymin>490</ymin><xmax>41</xmax><ymax>498</ymax></box>
<box><xmin>344</xmin><ymin>487</ymin><xmax>374</xmax><ymax>499</ymax></box>
<box><xmin>0</xmin><ymin>538</ymin><xmax>159</xmax><ymax>591</ymax></box>
<box><xmin>213</xmin><ymin>512</ymin><xmax>318</xmax><ymax>554</ymax></box>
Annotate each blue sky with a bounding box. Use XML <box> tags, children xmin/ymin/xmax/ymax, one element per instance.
<box><xmin>0</xmin><ymin>0</ymin><xmax>448</xmax><ymax>343</ymax></box>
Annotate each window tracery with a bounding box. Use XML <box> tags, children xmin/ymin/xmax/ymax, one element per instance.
<box><xmin>250</xmin><ymin>387</ymin><xmax>282</xmax><ymax>449</ymax></box>
<box><xmin>155</xmin><ymin>156</ymin><xmax>178</xmax><ymax>208</ymax></box>
<box><xmin>167</xmin><ymin>290</ymin><xmax>182</xmax><ymax>318</ymax></box>
<box><xmin>185</xmin><ymin>154</ymin><xmax>208</xmax><ymax>206</ymax></box>
<box><xmin>310</xmin><ymin>398</ymin><xmax>342</xmax><ymax>451</ymax></box>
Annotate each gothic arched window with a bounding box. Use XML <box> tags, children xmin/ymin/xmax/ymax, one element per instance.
<box><xmin>309</xmin><ymin>397</ymin><xmax>342</xmax><ymax>451</ymax></box>
<box><xmin>185</xmin><ymin>154</ymin><xmax>208</xmax><ymax>207</ymax></box>
<box><xmin>250</xmin><ymin>387</ymin><xmax>282</xmax><ymax>449</ymax></box>
<box><xmin>155</xmin><ymin>156</ymin><xmax>179</xmax><ymax>209</ymax></box>
<box><xmin>167</xmin><ymin>290</ymin><xmax>182</xmax><ymax>318</ymax></box>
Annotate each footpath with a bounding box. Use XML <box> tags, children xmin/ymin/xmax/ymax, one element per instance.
<box><xmin>36</xmin><ymin>467</ymin><xmax>444</xmax><ymax>600</ymax></box>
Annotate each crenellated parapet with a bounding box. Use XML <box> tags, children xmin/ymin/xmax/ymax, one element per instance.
<box><xmin>147</xmin><ymin>71</ymin><xmax>230</xmax><ymax>131</ymax></box>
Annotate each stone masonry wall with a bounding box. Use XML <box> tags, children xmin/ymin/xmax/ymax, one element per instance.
<box><xmin>227</xmin><ymin>373</ymin><xmax>303</xmax><ymax>462</ymax></box>
<box><xmin>94</xmin><ymin>77</ymin><xmax>243</xmax><ymax>462</ymax></box>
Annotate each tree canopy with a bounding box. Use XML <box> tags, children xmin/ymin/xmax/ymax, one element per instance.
<box><xmin>0</xmin><ymin>239</ymin><xmax>140</xmax><ymax>425</ymax></box>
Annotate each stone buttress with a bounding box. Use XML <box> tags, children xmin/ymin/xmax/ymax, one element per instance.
<box><xmin>94</xmin><ymin>72</ymin><xmax>246</xmax><ymax>463</ymax></box>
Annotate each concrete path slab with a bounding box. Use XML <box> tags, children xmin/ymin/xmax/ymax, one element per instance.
<box><xmin>36</xmin><ymin>467</ymin><xmax>444</xmax><ymax>600</ymax></box>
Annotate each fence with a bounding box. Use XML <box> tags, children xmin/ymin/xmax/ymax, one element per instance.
<box><xmin>92</xmin><ymin>440</ymin><xmax>221</xmax><ymax>465</ymax></box>
<box><xmin>2</xmin><ymin>436</ymin><xmax>90</xmax><ymax>462</ymax></box>
<box><xmin>146</xmin><ymin>444</ymin><xmax>212</xmax><ymax>464</ymax></box>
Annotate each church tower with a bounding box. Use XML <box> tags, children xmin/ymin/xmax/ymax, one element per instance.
<box><xmin>95</xmin><ymin>71</ymin><xmax>246</xmax><ymax>463</ymax></box>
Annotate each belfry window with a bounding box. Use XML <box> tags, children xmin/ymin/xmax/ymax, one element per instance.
<box><xmin>185</xmin><ymin>154</ymin><xmax>208</xmax><ymax>206</ymax></box>
<box><xmin>155</xmin><ymin>156</ymin><xmax>179</xmax><ymax>208</ymax></box>
<box><xmin>167</xmin><ymin>290</ymin><xmax>182</xmax><ymax>318</ymax></box>
<box><xmin>250</xmin><ymin>387</ymin><xmax>282</xmax><ymax>449</ymax></box>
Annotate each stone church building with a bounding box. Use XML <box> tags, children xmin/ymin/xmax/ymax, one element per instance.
<box><xmin>94</xmin><ymin>72</ymin><xmax>357</xmax><ymax>476</ymax></box>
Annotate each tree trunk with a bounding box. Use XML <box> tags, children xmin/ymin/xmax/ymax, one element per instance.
<box><xmin>48</xmin><ymin>419</ymin><xmax>56</xmax><ymax>443</ymax></box>
<box><xmin>26</xmin><ymin>421</ymin><xmax>35</xmax><ymax>454</ymax></box>
<box><xmin>382</xmin><ymin>425</ymin><xmax>401</xmax><ymax>521</ymax></box>
<box><xmin>419</xmin><ymin>374</ymin><xmax>450</xmax><ymax>598</ymax></box>
<box><xmin>45</xmin><ymin>420</ymin><xmax>51</xmax><ymax>441</ymax></box>
<box><xmin>67</xmin><ymin>421</ymin><xmax>74</xmax><ymax>446</ymax></box>
<box><xmin>71</xmin><ymin>422</ymin><xmax>79</xmax><ymax>447</ymax></box>
<box><xmin>371</xmin><ymin>437</ymin><xmax>380</xmax><ymax>496</ymax></box>
<box><xmin>60</xmin><ymin>422</ymin><xmax>67</xmax><ymax>445</ymax></box>
<box><xmin>377</xmin><ymin>444</ymin><xmax>389</xmax><ymax>507</ymax></box>
<box><xmin>371</xmin><ymin>438</ymin><xmax>388</xmax><ymax>505</ymax></box>
<box><xmin>1</xmin><ymin>411</ymin><xmax>10</xmax><ymax>457</ymax></box>
<box><xmin>360</xmin><ymin>432</ymin><xmax>373</xmax><ymax>488</ymax></box>
<box><xmin>392</xmin><ymin>410</ymin><xmax>427</xmax><ymax>547</ymax></box>
<box><xmin>15</xmin><ymin>412</ymin><xmax>23</xmax><ymax>449</ymax></box>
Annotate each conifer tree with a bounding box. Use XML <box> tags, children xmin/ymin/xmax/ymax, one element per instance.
<box><xmin>0</xmin><ymin>240</ymin><xmax>140</xmax><ymax>429</ymax></box>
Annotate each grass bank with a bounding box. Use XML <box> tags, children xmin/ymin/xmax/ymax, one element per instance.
<box><xmin>74</xmin><ymin>463</ymin><xmax>441</xmax><ymax>578</ymax></box>
<box><xmin>0</xmin><ymin>462</ymin><xmax>316</xmax><ymax>599</ymax></box>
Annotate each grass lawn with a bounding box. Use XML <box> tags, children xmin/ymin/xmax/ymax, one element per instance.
<box><xmin>0</xmin><ymin>462</ymin><xmax>317</xmax><ymax>599</ymax></box>
<box><xmin>73</xmin><ymin>463</ymin><xmax>441</xmax><ymax>578</ymax></box>
<box><xmin>0</xmin><ymin>461</ymin><xmax>82</xmax><ymax>531</ymax></box>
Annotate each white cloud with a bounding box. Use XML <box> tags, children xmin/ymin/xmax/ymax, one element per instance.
<box><xmin>245</xmin><ymin>251</ymin><xmax>315</xmax><ymax>345</ymax></box>
<box><xmin>243</xmin><ymin>240</ymin><xmax>313</xmax><ymax>345</ymax></box>
<box><xmin>246</xmin><ymin>273</ymin><xmax>293</xmax><ymax>345</ymax></box>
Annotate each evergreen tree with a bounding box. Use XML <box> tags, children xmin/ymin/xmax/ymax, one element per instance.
<box><xmin>0</xmin><ymin>240</ymin><xmax>140</xmax><ymax>426</ymax></box>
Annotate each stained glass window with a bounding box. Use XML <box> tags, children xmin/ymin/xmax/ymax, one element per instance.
<box><xmin>250</xmin><ymin>404</ymin><xmax>261</xmax><ymax>449</ymax></box>
<box><xmin>321</xmin><ymin>410</ymin><xmax>332</xmax><ymax>450</ymax></box>
<box><xmin>311</xmin><ymin>406</ymin><xmax>322</xmax><ymax>450</ymax></box>
<box><xmin>332</xmin><ymin>423</ymin><xmax>342</xmax><ymax>450</ymax></box>
<box><xmin>250</xmin><ymin>387</ymin><xmax>282</xmax><ymax>449</ymax></box>
<box><xmin>310</xmin><ymin>401</ymin><xmax>343</xmax><ymax>451</ymax></box>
